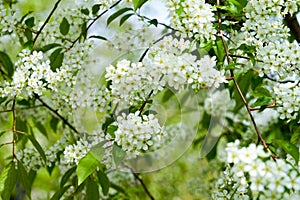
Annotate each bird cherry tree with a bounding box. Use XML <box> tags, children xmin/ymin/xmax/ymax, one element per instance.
<box><xmin>0</xmin><ymin>0</ymin><xmax>300</xmax><ymax>199</ymax></box>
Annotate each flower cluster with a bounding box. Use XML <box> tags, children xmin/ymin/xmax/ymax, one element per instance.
<box><xmin>114</xmin><ymin>112</ymin><xmax>164</xmax><ymax>157</ymax></box>
<box><xmin>165</xmin><ymin>0</ymin><xmax>216</xmax><ymax>41</ymax></box>
<box><xmin>106</xmin><ymin>36</ymin><xmax>226</xmax><ymax>104</ymax></box>
<box><xmin>273</xmin><ymin>83</ymin><xmax>300</xmax><ymax>122</ymax></box>
<box><xmin>0</xmin><ymin>50</ymin><xmax>61</xmax><ymax>98</ymax></box>
<box><xmin>213</xmin><ymin>140</ymin><xmax>300</xmax><ymax>199</ymax></box>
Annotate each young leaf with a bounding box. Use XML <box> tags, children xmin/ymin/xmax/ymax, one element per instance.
<box><xmin>59</xmin><ymin>17</ymin><xmax>70</xmax><ymax>36</ymax></box>
<box><xmin>96</xmin><ymin>170</ymin><xmax>110</xmax><ymax>196</ymax></box>
<box><xmin>107</xmin><ymin>8</ymin><xmax>133</xmax><ymax>26</ymax></box>
<box><xmin>25</xmin><ymin>16</ymin><xmax>35</xmax><ymax>28</ymax></box>
<box><xmin>0</xmin><ymin>51</ymin><xmax>14</xmax><ymax>78</ymax></box>
<box><xmin>81</xmin><ymin>8</ymin><xmax>89</xmax><ymax>16</ymax></box>
<box><xmin>60</xmin><ymin>166</ymin><xmax>76</xmax><ymax>188</ymax></box>
<box><xmin>272</xmin><ymin>139</ymin><xmax>299</xmax><ymax>164</ymax></box>
<box><xmin>17</xmin><ymin>161</ymin><xmax>32</xmax><ymax>199</ymax></box>
<box><xmin>76</xmin><ymin>153</ymin><xmax>99</xmax><ymax>185</ymax></box>
<box><xmin>0</xmin><ymin>162</ymin><xmax>17</xmax><ymax>200</ymax></box>
<box><xmin>132</xmin><ymin>0</ymin><xmax>148</xmax><ymax>11</ymax></box>
<box><xmin>85</xmin><ymin>178</ymin><xmax>99</xmax><ymax>200</ymax></box>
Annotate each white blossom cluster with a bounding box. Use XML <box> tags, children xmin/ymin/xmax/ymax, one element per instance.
<box><xmin>212</xmin><ymin>140</ymin><xmax>300</xmax><ymax>200</ymax></box>
<box><xmin>114</xmin><ymin>112</ymin><xmax>164</xmax><ymax>157</ymax></box>
<box><xmin>0</xmin><ymin>50</ymin><xmax>61</xmax><ymax>98</ymax></box>
<box><xmin>106</xmin><ymin>36</ymin><xmax>226</xmax><ymax>103</ymax></box>
<box><xmin>273</xmin><ymin>83</ymin><xmax>300</xmax><ymax>122</ymax></box>
<box><xmin>165</xmin><ymin>0</ymin><xmax>216</xmax><ymax>41</ymax></box>
<box><xmin>0</xmin><ymin>5</ymin><xmax>18</xmax><ymax>35</ymax></box>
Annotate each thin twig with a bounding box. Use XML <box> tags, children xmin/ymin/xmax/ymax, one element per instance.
<box><xmin>216</xmin><ymin>0</ymin><xmax>276</xmax><ymax>161</ymax></box>
<box><xmin>135</xmin><ymin>13</ymin><xmax>177</xmax><ymax>31</ymax></box>
<box><xmin>35</xmin><ymin>95</ymin><xmax>80</xmax><ymax>135</ymax></box>
<box><xmin>66</xmin><ymin>0</ymin><xmax>122</xmax><ymax>51</ymax></box>
<box><xmin>263</xmin><ymin>73</ymin><xmax>296</xmax><ymax>84</ymax></box>
<box><xmin>33</xmin><ymin>0</ymin><xmax>62</xmax><ymax>46</ymax></box>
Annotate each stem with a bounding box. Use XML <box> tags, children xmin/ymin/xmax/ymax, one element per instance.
<box><xmin>35</xmin><ymin>95</ymin><xmax>80</xmax><ymax>135</ymax></box>
<box><xmin>33</xmin><ymin>0</ymin><xmax>62</xmax><ymax>46</ymax></box>
<box><xmin>135</xmin><ymin>13</ymin><xmax>177</xmax><ymax>31</ymax></box>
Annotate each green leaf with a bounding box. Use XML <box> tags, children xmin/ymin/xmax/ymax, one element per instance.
<box><xmin>213</xmin><ymin>38</ymin><xmax>226</xmax><ymax>62</ymax></box>
<box><xmin>50</xmin><ymin>185</ymin><xmax>71</xmax><ymax>200</ymax></box>
<box><xmin>107</xmin><ymin>125</ymin><xmax>118</xmax><ymax>137</ymax></box>
<box><xmin>272</xmin><ymin>139</ymin><xmax>299</xmax><ymax>164</ymax></box>
<box><xmin>81</xmin><ymin>21</ymin><xmax>87</xmax><ymax>40</ymax></box>
<box><xmin>132</xmin><ymin>0</ymin><xmax>148</xmax><ymax>11</ymax></box>
<box><xmin>112</xmin><ymin>145</ymin><xmax>126</xmax><ymax>166</ymax></box>
<box><xmin>50</xmin><ymin>48</ymin><xmax>64</xmax><ymax>71</ymax></box>
<box><xmin>50</xmin><ymin>117</ymin><xmax>59</xmax><ymax>133</ymax></box>
<box><xmin>90</xmin><ymin>143</ymin><xmax>105</xmax><ymax>162</ymax></box>
<box><xmin>149</xmin><ymin>19</ymin><xmax>158</xmax><ymax>27</ymax></box>
<box><xmin>17</xmin><ymin>161</ymin><xmax>32</xmax><ymax>199</ymax></box>
<box><xmin>0</xmin><ymin>162</ymin><xmax>17</xmax><ymax>200</ymax></box>
<box><xmin>89</xmin><ymin>35</ymin><xmax>107</xmax><ymax>41</ymax></box>
<box><xmin>60</xmin><ymin>166</ymin><xmax>76</xmax><ymax>188</ymax></box>
<box><xmin>119</xmin><ymin>13</ymin><xmax>134</xmax><ymax>26</ymax></box>
<box><xmin>59</xmin><ymin>17</ymin><xmax>70</xmax><ymax>36</ymax></box>
<box><xmin>25</xmin><ymin>16</ymin><xmax>35</xmax><ymax>28</ymax></box>
<box><xmin>39</xmin><ymin>43</ymin><xmax>61</xmax><ymax>52</ymax></box>
<box><xmin>27</xmin><ymin>134</ymin><xmax>46</xmax><ymax>162</ymax></box>
<box><xmin>85</xmin><ymin>178</ymin><xmax>99</xmax><ymax>200</ymax></box>
<box><xmin>253</xmin><ymin>87</ymin><xmax>272</xmax><ymax>98</ymax></box>
<box><xmin>107</xmin><ymin>8</ymin><xmax>133</xmax><ymax>26</ymax></box>
<box><xmin>81</xmin><ymin>8</ymin><xmax>89</xmax><ymax>16</ymax></box>
<box><xmin>291</xmin><ymin>126</ymin><xmax>300</xmax><ymax>145</ymax></box>
<box><xmin>250</xmin><ymin>97</ymin><xmax>272</xmax><ymax>108</ymax></box>
<box><xmin>34</xmin><ymin>121</ymin><xmax>48</xmax><ymax>138</ymax></box>
<box><xmin>92</xmin><ymin>4</ymin><xmax>101</xmax><ymax>15</ymax></box>
<box><xmin>96</xmin><ymin>170</ymin><xmax>110</xmax><ymax>196</ymax></box>
<box><xmin>76</xmin><ymin>153</ymin><xmax>99</xmax><ymax>185</ymax></box>
<box><xmin>0</xmin><ymin>51</ymin><xmax>14</xmax><ymax>78</ymax></box>
<box><xmin>24</xmin><ymin>29</ymin><xmax>33</xmax><ymax>41</ymax></box>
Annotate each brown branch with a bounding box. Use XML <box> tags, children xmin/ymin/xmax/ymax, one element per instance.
<box><xmin>33</xmin><ymin>0</ymin><xmax>62</xmax><ymax>46</ymax></box>
<box><xmin>285</xmin><ymin>13</ymin><xmax>300</xmax><ymax>43</ymax></box>
<box><xmin>35</xmin><ymin>95</ymin><xmax>80</xmax><ymax>135</ymax></box>
<box><xmin>216</xmin><ymin>0</ymin><xmax>276</xmax><ymax>160</ymax></box>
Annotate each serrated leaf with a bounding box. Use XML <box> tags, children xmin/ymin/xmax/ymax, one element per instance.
<box><xmin>50</xmin><ymin>185</ymin><xmax>71</xmax><ymax>200</ymax></box>
<box><xmin>96</xmin><ymin>170</ymin><xmax>110</xmax><ymax>196</ymax></box>
<box><xmin>112</xmin><ymin>145</ymin><xmax>126</xmax><ymax>166</ymax></box>
<box><xmin>50</xmin><ymin>48</ymin><xmax>64</xmax><ymax>71</ymax></box>
<box><xmin>89</xmin><ymin>35</ymin><xmax>107</xmax><ymax>41</ymax></box>
<box><xmin>25</xmin><ymin>16</ymin><xmax>35</xmax><ymax>28</ymax></box>
<box><xmin>0</xmin><ymin>51</ymin><xmax>14</xmax><ymax>78</ymax></box>
<box><xmin>27</xmin><ymin>134</ymin><xmax>46</xmax><ymax>162</ymax></box>
<box><xmin>273</xmin><ymin>139</ymin><xmax>299</xmax><ymax>164</ymax></box>
<box><xmin>59</xmin><ymin>17</ymin><xmax>70</xmax><ymax>36</ymax></box>
<box><xmin>120</xmin><ymin>13</ymin><xmax>134</xmax><ymax>26</ymax></box>
<box><xmin>85</xmin><ymin>178</ymin><xmax>99</xmax><ymax>200</ymax></box>
<box><xmin>0</xmin><ymin>162</ymin><xmax>17</xmax><ymax>200</ymax></box>
<box><xmin>17</xmin><ymin>161</ymin><xmax>32</xmax><ymax>199</ymax></box>
<box><xmin>60</xmin><ymin>166</ymin><xmax>76</xmax><ymax>188</ymax></box>
<box><xmin>92</xmin><ymin>4</ymin><xmax>101</xmax><ymax>15</ymax></box>
<box><xmin>76</xmin><ymin>153</ymin><xmax>99</xmax><ymax>185</ymax></box>
<box><xmin>107</xmin><ymin>8</ymin><xmax>133</xmax><ymax>26</ymax></box>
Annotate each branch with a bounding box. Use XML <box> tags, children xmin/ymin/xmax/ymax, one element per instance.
<box><xmin>263</xmin><ymin>73</ymin><xmax>296</xmax><ymax>84</ymax></box>
<box><xmin>33</xmin><ymin>0</ymin><xmax>62</xmax><ymax>46</ymax></box>
<box><xmin>216</xmin><ymin>0</ymin><xmax>276</xmax><ymax>160</ymax></box>
<box><xmin>135</xmin><ymin>13</ymin><xmax>177</xmax><ymax>31</ymax></box>
<box><xmin>66</xmin><ymin>0</ymin><xmax>122</xmax><ymax>51</ymax></box>
<box><xmin>35</xmin><ymin>95</ymin><xmax>80</xmax><ymax>135</ymax></box>
<box><xmin>285</xmin><ymin>13</ymin><xmax>300</xmax><ymax>43</ymax></box>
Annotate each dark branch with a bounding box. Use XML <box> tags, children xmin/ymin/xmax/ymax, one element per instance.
<box><xmin>285</xmin><ymin>13</ymin><xmax>300</xmax><ymax>43</ymax></box>
<box><xmin>33</xmin><ymin>0</ymin><xmax>62</xmax><ymax>46</ymax></box>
